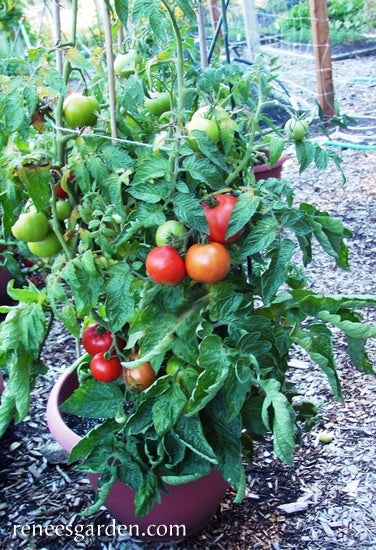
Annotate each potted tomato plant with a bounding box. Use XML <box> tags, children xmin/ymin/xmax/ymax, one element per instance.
<box><xmin>1</xmin><ymin>0</ymin><xmax>376</xmax><ymax>541</ymax></box>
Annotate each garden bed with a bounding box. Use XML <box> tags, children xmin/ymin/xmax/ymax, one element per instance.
<box><xmin>1</xmin><ymin>52</ymin><xmax>375</xmax><ymax>550</ymax></box>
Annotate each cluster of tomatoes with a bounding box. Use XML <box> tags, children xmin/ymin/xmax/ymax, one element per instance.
<box><xmin>82</xmin><ymin>323</ymin><xmax>156</xmax><ymax>390</ymax></box>
<box><xmin>146</xmin><ymin>194</ymin><xmax>244</xmax><ymax>286</ymax></box>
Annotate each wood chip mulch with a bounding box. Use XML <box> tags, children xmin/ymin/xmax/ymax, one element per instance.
<box><xmin>1</xmin><ymin>52</ymin><xmax>376</xmax><ymax>550</ymax></box>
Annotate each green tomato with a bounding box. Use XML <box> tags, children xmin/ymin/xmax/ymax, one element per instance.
<box><xmin>114</xmin><ymin>49</ymin><xmax>138</xmax><ymax>78</ymax></box>
<box><xmin>286</xmin><ymin>264</ymin><xmax>308</xmax><ymax>289</ymax></box>
<box><xmin>11</xmin><ymin>211</ymin><xmax>50</xmax><ymax>243</ymax></box>
<box><xmin>63</xmin><ymin>93</ymin><xmax>100</xmax><ymax>128</ymax></box>
<box><xmin>56</xmin><ymin>200</ymin><xmax>72</xmax><ymax>220</ymax></box>
<box><xmin>145</xmin><ymin>92</ymin><xmax>172</xmax><ymax>117</ymax></box>
<box><xmin>284</xmin><ymin>118</ymin><xmax>309</xmax><ymax>141</ymax></box>
<box><xmin>155</xmin><ymin>220</ymin><xmax>186</xmax><ymax>246</ymax></box>
<box><xmin>27</xmin><ymin>231</ymin><xmax>62</xmax><ymax>257</ymax></box>
<box><xmin>166</xmin><ymin>356</ymin><xmax>184</xmax><ymax>376</ymax></box>
<box><xmin>186</xmin><ymin>117</ymin><xmax>219</xmax><ymax>150</ymax></box>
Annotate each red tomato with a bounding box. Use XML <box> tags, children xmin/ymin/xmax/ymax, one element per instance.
<box><xmin>82</xmin><ymin>323</ymin><xmax>125</xmax><ymax>356</ymax></box>
<box><xmin>123</xmin><ymin>359</ymin><xmax>156</xmax><ymax>391</ymax></box>
<box><xmin>90</xmin><ymin>351</ymin><xmax>122</xmax><ymax>382</ymax></box>
<box><xmin>185</xmin><ymin>242</ymin><xmax>230</xmax><ymax>283</ymax></box>
<box><xmin>145</xmin><ymin>245</ymin><xmax>186</xmax><ymax>285</ymax></box>
<box><xmin>56</xmin><ymin>185</ymin><xmax>69</xmax><ymax>199</ymax></box>
<box><xmin>202</xmin><ymin>194</ymin><xmax>244</xmax><ymax>244</ymax></box>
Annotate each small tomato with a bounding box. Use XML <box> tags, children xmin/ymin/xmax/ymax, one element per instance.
<box><xmin>90</xmin><ymin>351</ymin><xmax>122</xmax><ymax>382</ymax></box>
<box><xmin>202</xmin><ymin>194</ymin><xmax>244</xmax><ymax>244</ymax></box>
<box><xmin>146</xmin><ymin>245</ymin><xmax>186</xmax><ymax>285</ymax></box>
<box><xmin>185</xmin><ymin>242</ymin><xmax>230</xmax><ymax>284</ymax></box>
<box><xmin>63</xmin><ymin>93</ymin><xmax>100</xmax><ymax>128</ymax></box>
<box><xmin>155</xmin><ymin>220</ymin><xmax>186</xmax><ymax>246</ymax></box>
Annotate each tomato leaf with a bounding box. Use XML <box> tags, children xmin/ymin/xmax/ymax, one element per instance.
<box><xmin>291</xmin><ymin>323</ymin><xmax>343</xmax><ymax>400</ymax></box>
<box><xmin>187</xmin><ymin>335</ymin><xmax>230</xmax><ymax>415</ymax></box>
<box><xmin>260</xmin><ymin>238</ymin><xmax>295</xmax><ymax>304</ymax></box>
<box><xmin>241</xmin><ymin>217</ymin><xmax>278</xmax><ymax>257</ymax></box>
<box><xmin>60</xmin><ymin>378</ymin><xmax>124</xmax><ymax>418</ymax></box>
<box><xmin>174</xmin><ymin>414</ymin><xmax>217</xmax><ymax>463</ymax></box>
<box><xmin>61</xmin><ymin>251</ymin><xmax>104</xmax><ymax>317</ymax></box>
<box><xmin>152</xmin><ymin>383</ymin><xmax>187</xmax><ymax>436</ymax></box>
<box><xmin>104</xmin><ymin>264</ymin><xmax>134</xmax><ymax>332</ymax></box>
<box><xmin>173</xmin><ymin>192</ymin><xmax>208</xmax><ymax>233</ymax></box>
<box><xmin>226</xmin><ymin>193</ymin><xmax>260</xmax><ymax>240</ymax></box>
<box><xmin>204</xmin><ymin>392</ymin><xmax>246</xmax><ymax>501</ymax></box>
<box><xmin>260</xmin><ymin>379</ymin><xmax>296</xmax><ymax>465</ymax></box>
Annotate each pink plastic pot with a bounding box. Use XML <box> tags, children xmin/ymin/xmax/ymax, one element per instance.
<box><xmin>253</xmin><ymin>151</ymin><xmax>288</xmax><ymax>181</ymax></box>
<box><xmin>47</xmin><ymin>368</ymin><xmax>229</xmax><ymax>542</ymax></box>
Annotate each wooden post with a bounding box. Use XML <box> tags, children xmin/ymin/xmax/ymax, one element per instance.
<box><xmin>309</xmin><ymin>0</ymin><xmax>335</xmax><ymax>118</ymax></box>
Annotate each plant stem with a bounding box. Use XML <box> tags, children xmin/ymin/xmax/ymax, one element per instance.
<box><xmin>224</xmin><ymin>73</ymin><xmax>266</xmax><ymax>187</ymax></box>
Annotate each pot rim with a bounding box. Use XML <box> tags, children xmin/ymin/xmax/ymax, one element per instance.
<box><xmin>46</xmin><ymin>367</ymin><xmax>82</xmax><ymax>452</ymax></box>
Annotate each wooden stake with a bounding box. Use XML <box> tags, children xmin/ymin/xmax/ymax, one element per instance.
<box><xmin>309</xmin><ymin>0</ymin><xmax>335</xmax><ymax>118</ymax></box>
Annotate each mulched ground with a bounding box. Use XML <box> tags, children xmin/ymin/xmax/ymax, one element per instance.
<box><xmin>1</xmin><ymin>50</ymin><xmax>376</xmax><ymax>550</ymax></box>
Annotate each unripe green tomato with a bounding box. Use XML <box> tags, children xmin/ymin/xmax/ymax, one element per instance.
<box><xmin>145</xmin><ymin>92</ymin><xmax>172</xmax><ymax>117</ymax></box>
<box><xmin>63</xmin><ymin>93</ymin><xmax>100</xmax><ymax>128</ymax></box>
<box><xmin>56</xmin><ymin>200</ymin><xmax>72</xmax><ymax>220</ymax></box>
<box><xmin>186</xmin><ymin>117</ymin><xmax>219</xmax><ymax>150</ymax></box>
<box><xmin>155</xmin><ymin>220</ymin><xmax>186</xmax><ymax>246</ymax></box>
<box><xmin>166</xmin><ymin>356</ymin><xmax>184</xmax><ymax>376</ymax></box>
<box><xmin>114</xmin><ymin>49</ymin><xmax>138</xmax><ymax>78</ymax></box>
<box><xmin>27</xmin><ymin>231</ymin><xmax>62</xmax><ymax>257</ymax></box>
<box><xmin>11</xmin><ymin>211</ymin><xmax>50</xmax><ymax>242</ymax></box>
<box><xmin>284</xmin><ymin>118</ymin><xmax>309</xmax><ymax>141</ymax></box>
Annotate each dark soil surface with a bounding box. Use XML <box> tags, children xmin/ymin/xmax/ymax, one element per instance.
<box><xmin>1</xmin><ymin>50</ymin><xmax>376</xmax><ymax>550</ymax></box>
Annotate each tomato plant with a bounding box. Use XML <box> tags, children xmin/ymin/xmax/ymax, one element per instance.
<box><xmin>155</xmin><ymin>220</ymin><xmax>186</xmax><ymax>246</ymax></box>
<box><xmin>185</xmin><ymin>242</ymin><xmax>230</xmax><ymax>283</ymax></box>
<box><xmin>145</xmin><ymin>245</ymin><xmax>186</xmax><ymax>285</ymax></box>
<box><xmin>11</xmin><ymin>211</ymin><xmax>50</xmax><ymax>242</ymax></box>
<box><xmin>284</xmin><ymin>118</ymin><xmax>309</xmax><ymax>141</ymax></box>
<box><xmin>90</xmin><ymin>351</ymin><xmax>122</xmax><ymax>382</ymax></box>
<box><xmin>63</xmin><ymin>93</ymin><xmax>100</xmax><ymax>128</ymax></box>
<box><xmin>202</xmin><ymin>194</ymin><xmax>245</xmax><ymax>244</ymax></box>
<box><xmin>123</xmin><ymin>359</ymin><xmax>156</xmax><ymax>391</ymax></box>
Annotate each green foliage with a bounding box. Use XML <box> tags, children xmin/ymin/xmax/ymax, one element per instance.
<box><xmin>275</xmin><ymin>0</ymin><xmax>372</xmax><ymax>44</ymax></box>
<box><xmin>0</xmin><ymin>0</ymin><xmax>375</xmax><ymax>521</ymax></box>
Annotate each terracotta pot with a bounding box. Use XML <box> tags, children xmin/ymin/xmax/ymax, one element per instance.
<box><xmin>253</xmin><ymin>152</ymin><xmax>288</xmax><ymax>181</ymax></box>
<box><xmin>47</xmin><ymin>368</ymin><xmax>229</xmax><ymax>542</ymax></box>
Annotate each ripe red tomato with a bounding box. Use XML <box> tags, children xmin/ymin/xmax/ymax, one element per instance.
<box><xmin>56</xmin><ymin>185</ymin><xmax>69</xmax><ymax>199</ymax></box>
<box><xmin>145</xmin><ymin>245</ymin><xmax>186</xmax><ymax>285</ymax></box>
<box><xmin>63</xmin><ymin>93</ymin><xmax>100</xmax><ymax>128</ymax></box>
<box><xmin>123</xmin><ymin>358</ymin><xmax>156</xmax><ymax>391</ymax></box>
<box><xmin>90</xmin><ymin>351</ymin><xmax>122</xmax><ymax>382</ymax></box>
<box><xmin>202</xmin><ymin>194</ymin><xmax>244</xmax><ymax>244</ymax></box>
<box><xmin>185</xmin><ymin>242</ymin><xmax>230</xmax><ymax>283</ymax></box>
<box><xmin>82</xmin><ymin>323</ymin><xmax>125</xmax><ymax>356</ymax></box>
